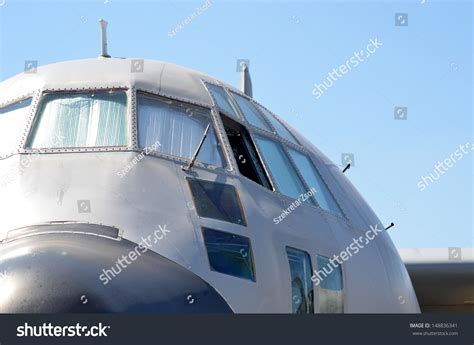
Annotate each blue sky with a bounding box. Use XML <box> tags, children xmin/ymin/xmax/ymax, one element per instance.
<box><xmin>0</xmin><ymin>0</ymin><xmax>472</xmax><ymax>248</ymax></box>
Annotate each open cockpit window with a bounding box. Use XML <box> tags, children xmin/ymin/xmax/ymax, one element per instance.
<box><xmin>221</xmin><ymin>115</ymin><xmax>272</xmax><ymax>189</ymax></box>
<box><xmin>230</xmin><ymin>92</ymin><xmax>272</xmax><ymax>131</ymax></box>
<box><xmin>137</xmin><ymin>93</ymin><xmax>225</xmax><ymax>167</ymax></box>
<box><xmin>256</xmin><ymin>105</ymin><xmax>299</xmax><ymax>145</ymax></box>
<box><xmin>0</xmin><ymin>98</ymin><xmax>32</xmax><ymax>157</ymax></box>
<box><xmin>206</xmin><ymin>84</ymin><xmax>242</xmax><ymax>120</ymax></box>
<box><xmin>27</xmin><ymin>91</ymin><xmax>128</xmax><ymax>149</ymax></box>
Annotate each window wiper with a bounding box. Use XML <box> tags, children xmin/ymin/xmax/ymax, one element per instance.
<box><xmin>182</xmin><ymin>122</ymin><xmax>211</xmax><ymax>172</ymax></box>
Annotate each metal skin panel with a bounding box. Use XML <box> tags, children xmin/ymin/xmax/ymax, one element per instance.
<box><xmin>0</xmin><ymin>58</ymin><xmax>420</xmax><ymax>313</ymax></box>
<box><xmin>0</xmin><ymin>230</ymin><xmax>232</xmax><ymax>313</ymax></box>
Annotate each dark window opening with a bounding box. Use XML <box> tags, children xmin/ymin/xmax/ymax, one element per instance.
<box><xmin>222</xmin><ymin>115</ymin><xmax>272</xmax><ymax>190</ymax></box>
<box><xmin>202</xmin><ymin>227</ymin><xmax>256</xmax><ymax>281</ymax></box>
<box><xmin>188</xmin><ymin>178</ymin><xmax>246</xmax><ymax>226</ymax></box>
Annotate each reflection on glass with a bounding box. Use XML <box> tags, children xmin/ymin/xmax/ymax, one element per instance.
<box><xmin>138</xmin><ymin>94</ymin><xmax>224</xmax><ymax>167</ymax></box>
<box><xmin>316</xmin><ymin>255</ymin><xmax>344</xmax><ymax>313</ymax></box>
<box><xmin>28</xmin><ymin>92</ymin><xmax>127</xmax><ymax>148</ymax></box>
<box><xmin>231</xmin><ymin>93</ymin><xmax>271</xmax><ymax>131</ymax></box>
<box><xmin>188</xmin><ymin>178</ymin><xmax>246</xmax><ymax>225</ymax></box>
<box><xmin>206</xmin><ymin>84</ymin><xmax>241</xmax><ymax>119</ymax></box>
<box><xmin>203</xmin><ymin>228</ymin><xmax>255</xmax><ymax>281</ymax></box>
<box><xmin>286</xmin><ymin>247</ymin><xmax>314</xmax><ymax>314</ymax></box>
<box><xmin>257</xmin><ymin>105</ymin><xmax>298</xmax><ymax>144</ymax></box>
<box><xmin>254</xmin><ymin>136</ymin><xmax>310</xmax><ymax>202</ymax></box>
<box><xmin>288</xmin><ymin>148</ymin><xmax>343</xmax><ymax>217</ymax></box>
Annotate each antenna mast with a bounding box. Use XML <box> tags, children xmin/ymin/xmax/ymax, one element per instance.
<box><xmin>99</xmin><ymin>19</ymin><xmax>111</xmax><ymax>58</ymax></box>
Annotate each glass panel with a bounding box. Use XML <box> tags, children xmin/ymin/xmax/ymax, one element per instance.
<box><xmin>257</xmin><ymin>105</ymin><xmax>298</xmax><ymax>144</ymax></box>
<box><xmin>254</xmin><ymin>136</ymin><xmax>309</xmax><ymax>202</ymax></box>
<box><xmin>203</xmin><ymin>228</ymin><xmax>255</xmax><ymax>281</ymax></box>
<box><xmin>206</xmin><ymin>84</ymin><xmax>241</xmax><ymax>119</ymax></box>
<box><xmin>231</xmin><ymin>93</ymin><xmax>271</xmax><ymax>131</ymax></box>
<box><xmin>288</xmin><ymin>148</ymin><xmax>343</xmax><ymax>217</ymax></box>
<box><xmin>222</xmin><ymin>116</ymin><xmax>272</xmax><ymax>189</ymax></box>
<box><xmin>286</xmin><ymin>247</ymin><xmax>314</xmax><ymax>314</ymax></box>
<box><xmin>0</xmin><ymin>98</ymin><xmax>32</xmax><ymax>157</ymax></box>
<box><xmin>315</xmin><ymin>255</ymin><xmax>344</xmax><ymax>313</ymax></box>
<box><xmin>28</xmin><ymin>92</ymin><xmax>127</xmax><ymax>148</ymax></box>
<box><xmin>188</xmin><ymin>178</ymin><xmax>246</xmax><ymax>226</ymax></box>
<box><xmin>138</xmin><ymin>95</ymin><xmax>224</xmax><ymax>167</ymax></box>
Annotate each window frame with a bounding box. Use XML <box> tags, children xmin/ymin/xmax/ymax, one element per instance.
<box><xmin>314</xmin><ymin>253</ymin><xmax>345</xmax><ymax>314</ymax></box>
<box><xmin>285</xmin><ymin>246</ymin><xmax>315</xmax><ymax>314</ymax></box>
<box><xmin>287</xmin><ymin>147</ymin><xmax>345</xmax><ymax>218</ymax></box>
<box><xmin>220</xmin><ymin>112</ymin><xmax>275</xmax><ymax>191</ymax></box>
<box><xmin>213</xmin><ymin>84</ymin><xmax>301</xmax><ymax>147</ymax></box>
<box><xmin>23</xmin><ymin>88</ymin><xmax>133</xmax><ymax>153</ymax></box>
<box><xmin>0</xmin><ymin>96</ymin><xmax>34</xmax><ymax>159</ymax></box>
<box><xmin>136</xmin><ymin>91</ymin><xmax>227</xmax><ymax>169</ymax></box>
<box><xmin>203</xmin><ymin>81</ymin><xmax>347</xmax><ymax>221</ymax></box>
<box><xmin>252</xmin><ymin>102</ymin><xmax>300</xmax><ymax>146</ymax></box>
<box><xmin>201</xmin><ymin>227</ymin><xmax>257</xmax><ymax>282</ymax></box>
<box><xmin>227</xmin><ymin>90</ymin><xmax>274</xmax><ymax>132</ymax></box>
<box><xmin>187</xmin><ymin>177</ymin><xmax>248</xmax><ymax>226</ymax></box>
<box><xmin>204</xmin><ymin>82</ymin><xmax>244</xmax><ymax>121</ymax></box>
<box><xmin>253</xmin><ymin>133</ymin><xmax>317</xmax><ymax>206</ymax></box>
<box><xmin>19</xmin><ymin>87</ymin><xmax>232</xmax><ymax>174</ymax></box>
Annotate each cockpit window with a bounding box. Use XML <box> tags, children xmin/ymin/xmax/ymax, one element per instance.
<box><xmin>137</xmin><ymin>93</ymin><xmax>225</xmax><ymax>167</ymax></box>
<box><xmin>206</xmin><ymin>84</ymin><xmax>242</xmax><ymax>120</ymax></box>
<box><xmin>288</xmin><ymin>148</ymin><xmax>344</xmax><ymax>217</ymax></box>
<box><xmin>230</xmin><ymin>92</ymin><xmax>271</xmax><ymax>131</ymax></box>
<box><xmin>254</xmin><ymin>135</ymin><xmax>312</xmax><ymax>203</ymax></box>
<box><xmin>27</xmin><ymin>91</ymin><xmax>128</xmax><ymax>148</ymax></box>
<box><xmin>0</xmin><ymin>98</ymin><xmax>32</xmax><ymax>157</ymax></box>
<box><xmin>256</xmin><ymin>105</ymin><xmax>299</xmax><ymax>144</ymax></box>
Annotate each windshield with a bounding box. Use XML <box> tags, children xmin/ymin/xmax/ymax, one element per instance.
<box><xmin>27</xmin><ymin>91</ymin><xmax>128</xmax><ymax>148</ymax></box>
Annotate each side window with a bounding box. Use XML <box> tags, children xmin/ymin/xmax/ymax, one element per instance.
<box><xmin>254</xmin><ymin>135</ymin><xmax>311</xmax><ymax>202</ymax></box>
<box><xmin>188</xmin><ymin>178</ymin><xmax>246</xmax><ymax>226</ymax></box>
<box><xmin>222</xmin><ymin>115</ymin><xmax>272</xmax><ymax>189</ymax></box>
<box><xmin>206</xmin><ymin>84</ymin><xmax>242</xmax><ymax>120</ymax></box>
<box><xmin>0</xmin><ymin>98</ymin><xmax>32</xmax><ymax>157</ymax></box>
<box><xmin>230</xmin><ymin>92</ymin><xmax>271</xmax><ymax>131</ymax></box>
<box><xmin>314</xmin><ymin>255</ymin><xmax>344</xmax><ymax>313</ymax></box>
<box><xmin>288</xmin><ymin>148</ymin><xmax>344</xmax><ymax>217</ymax></box>
<box><xmin>256</xmin><ymin>105</ymin><xmax>299</xmax><ymax>145</ymax></box>
<box><xmin>202</xmin><ymin>228</ymin><xmax>255</xmax><ymax>281</ymax></box>
<box><xmin>286</xmin><ymin>247</ymin><xmax>314</xmax><ymax>314</ymax></box>
<box><xmin>27</xmin><ymin>91</ymin><xmax>128</xmax><ymax>148</ymax></box>
<box><xmin>137</xmin><ymin>93</ymin><xmax>225</xmax><ymax>167</ymax></box>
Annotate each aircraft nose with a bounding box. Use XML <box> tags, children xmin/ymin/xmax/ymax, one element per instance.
<box><xmin>0</xmin><ymin>225</ymin><xmax>232</xmax><ymax>313</ymax></box>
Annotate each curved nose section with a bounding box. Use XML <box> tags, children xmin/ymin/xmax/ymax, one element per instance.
<box><xmin>0</xmin><ymin>224</ymin><xmax>232</xmax><ymax>313</ymax></box>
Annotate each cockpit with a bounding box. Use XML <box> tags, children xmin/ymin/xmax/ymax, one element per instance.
<box><xmin>0</xmin><ymin>82</ymin><xmax>344</xmax><ymax>219</ymax></box>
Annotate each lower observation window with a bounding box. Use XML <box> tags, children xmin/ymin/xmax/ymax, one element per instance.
<box><xmin>188</xmin><ymin>178</ymin><xmax>246</xmax><ymax>226</ymax></box>
<box><xmin>202</xmin><ymin>228</ymin><xmax>255</xmax><ymax>281</ymax></box>
<box><xmin>27</xmin><ymin>91</ymin><xmax>128</xmax><ymax>148</ymax></box>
